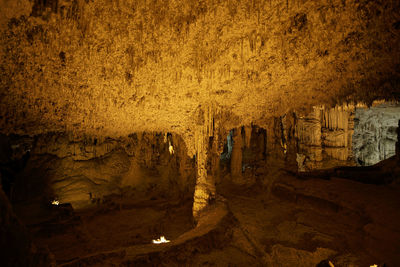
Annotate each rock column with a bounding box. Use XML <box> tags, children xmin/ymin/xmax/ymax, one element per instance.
<box><xmin>192</xmin><ymin>105</ymin><xmax>216</xmax><ymax>219</ymax></box>
<box><xmin>230</xmin><ymin>128</ymin><xmax>243</xmax><ymax>183</ymax></box>
<box><xmin>244</xmin><ymin>126</ymin><xmax>252</xmax><ymax>149</ymax></box>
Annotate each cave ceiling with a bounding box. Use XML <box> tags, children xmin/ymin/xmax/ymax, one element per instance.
<box><xmin>0</xmin><ymin>0</ymin><xmax>399</xmax><ymax>151</ymax></box>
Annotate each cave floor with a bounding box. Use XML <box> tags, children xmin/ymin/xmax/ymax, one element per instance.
<box><xmin>15</xmin><ymin>196</ymin><xmax>194</xmax><ymax>265</ymax></box>
<box><xmin>208</xmin><ymin>172</ymin><xmax>400</xmax><ymax>267</ymax></box>
<box><xmin>14</xmin><ymin>172</ymin><xmax>400</xmax><ymax>266</ymax></box>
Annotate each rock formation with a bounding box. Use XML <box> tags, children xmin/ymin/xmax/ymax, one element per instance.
<box><xmin>292</xmin><ymin>102</ymin><xmax>400</xmax><ymax>170</ymax></box>
<box><xmin>353</xmin><ymin>103</ymin><xmax>400</xmax><ymax>166</ymax></box>
<box><xmin>1</xmin><ymin>0</ymin><xmax>399</xmax><ymax>155</ymax></box>
<box><xmin>230</xmin><ymin>128</ymin><xmax>244</xmax><ymax>182</ymax></box>
<box><xmin>294</xmin><ymin>104</ymin><xmax>356</xmax><ymax>170</ymax></box>
<box><xmin>4</xmin><ymin>132</ymin><xmax>196</xmax><ymax>210</ymax></box>
<box><xmin>0</xmin><ymin>1</ymin><xmax>400</xmax><ymax>265</ymax></box>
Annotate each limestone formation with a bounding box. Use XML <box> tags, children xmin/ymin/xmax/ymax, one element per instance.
<box><xmin>192</xmin><ymin>104</ymin><xmax>219</xmax><ymax>219</ymax></box>
<box><xmin>294</xmin><ymin>104</ymin><xmax>356</xmax><ymax>170</ymax></box>
<box><xmin>353</xmin><ymin>103</ymin><xmax>400</xmax><ymax>166</ymax></box>
<box><xmin>0</xmin><ymin>0</ymin><xmax>399</xmax><ymax>156</ymax></box>
<box><xmin>0</xmin><ymin>1</ymin><xmax>400</xmax><ymax>265</ymax></box>
<box><xmin>230</xmin><ymin>128</ymin><xmax>243</xmax><ymax>181</ymax></box>
<box><xmin>8</xmin><ymin>132</ymin><xmax>196</xmax><ymax>209</ymax></box>
<box><xmin>294</xmin><ymin>102</ymin><xmax>400</xmax><ymax>170</ymax></box>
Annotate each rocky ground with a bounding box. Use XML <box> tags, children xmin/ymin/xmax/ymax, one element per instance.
<box><xmin>217</xmin><ymin>173</ymin><xmax>400</xmax><ymax>267</ymax></box>
<box><xmin>14</xmin><ymin>195</ymin><xmax>195</xmax><ymax>265</ymax></box>
<box><xmin>11</xmin><ymin>160</ymin><xmax>399</xmax><ymax>266</ymax></box>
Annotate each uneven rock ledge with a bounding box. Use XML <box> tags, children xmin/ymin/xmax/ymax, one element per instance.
<box><xmin>60</xmin><ymin>200</ymin><xmax>235</xmax><ymax>266</ymax></box>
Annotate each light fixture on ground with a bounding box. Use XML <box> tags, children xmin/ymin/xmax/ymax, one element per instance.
<box><xmin>152</xmin><ymin>236</ymin><xmax>170</xmax><ymax>244</ymax></box>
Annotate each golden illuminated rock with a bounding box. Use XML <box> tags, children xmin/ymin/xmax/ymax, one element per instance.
<box><xmin>1</xmin><ymin>0</ymin><xmax>400</xmax><ymax>233</ymax></box>
<box><xmin>0</xmin><ymin>0</ymin><xmax>399</xmax><ymax>156</ymax></box>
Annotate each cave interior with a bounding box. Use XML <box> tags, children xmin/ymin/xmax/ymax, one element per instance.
<box><xmin>1</xmin><ymin>0</ymin><xmax>400</xmax><ymax>266</ymax></box>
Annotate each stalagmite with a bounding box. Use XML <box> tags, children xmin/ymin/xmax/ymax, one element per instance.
<box><xmin>192</xmin><ymin>104</ymin><xmax>216</xmax><ymax>219</ymax></box>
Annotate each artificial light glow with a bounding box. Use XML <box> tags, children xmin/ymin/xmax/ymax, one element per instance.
<box><xmin>370</xmin><ymin>265</ymin><xmax>378</xmax><ymax>267</ymax></box>
<box><xmin>152</xmin><ymin>236</ymin><xmax>170</xmax><ymax>244</ymax></box>
<box><xmin>51</xmin><ymin>200</ymin><xmax>60</xmax><ymax>205</ymax></box>
<box><xmin>169</xmin><ymin>142</ymin><xmax>174</xmax><ymax>155</ymax></box>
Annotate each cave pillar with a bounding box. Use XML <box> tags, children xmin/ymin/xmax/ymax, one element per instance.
<box><xmin>231</xmin><ymin>128</ymin><xmax>243</xmax><ymax>182</ymax></box>
<box><xmin>210</xmin><ymin>132</ymin><xmax>222</xmax><ymax>183</ymax></box>
<box><xmin>282</xmin><ymin>112</ymin><xmax>298</xmax><ymax>171</ymax></box>
<box><xmin>265</xmin><ymin>119</ymin><xmax>278</xmax><ymax>157</ymax></box>
<box><xmin>244</xmin><ymin>125</ymin><xmax>252</xmax><ymax>148</ymax></box>
<box><xmin>192</xmin><ymin>105</ymin><xmax>216</xmax><ymax>219</ymax></box>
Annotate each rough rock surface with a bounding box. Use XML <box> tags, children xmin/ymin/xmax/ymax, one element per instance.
<box><xmin>295</xmin><ymin>104</ymin><xmax>356</xmax><ymax>170</ymax></box>
<box><xmin>7</xmin><ymin>132</ymin><xmax>196</xmax><ymax>209</ymax></box>
<box><xmin>0</xmin><ymin>1</ymin><xmax>400</xmax><ymax>265</ymax></box>
<box><xmin>353</xmin><ymin>103</ymin><xmax>400</xmax><ymax>166</ymax></box>
<box><xmin>294</xmin><ymin>102</ymin><xmax>400</xmax><ymax>170</ymax></box>
<box><xmin>58</xmin><ymin>200</ymin><xmax>234</xmax><ymax>267</ymax></box>
<box><xmin>0</xmin><ymin>0</ymin><xmax>399</xmax><ymax>154</ymax></box>
<box><xmin>269</xmin><ymin>173</ymin><xmax>400</xmax><ymax>266</ymax></box>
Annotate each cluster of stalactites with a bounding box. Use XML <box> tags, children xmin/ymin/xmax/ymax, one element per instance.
<box><xmin>294</xmin><ymin>104</ymin><xmax>356</xmax><ymax>171</ymax></box>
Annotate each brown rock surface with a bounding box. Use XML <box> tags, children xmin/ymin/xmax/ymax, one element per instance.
<box><xmin>1</xmin><ymin>1</ymin><xmax>400</xmax><ymax>265</ymax></box>
<box><xmin>9</xmin><ymin>132</ymin><xmax>196</xmax><ymax>210</ymax></box>
<box><xmin>1</xmin><ymin>0</ymin><xmax>399</xmax><ymax>153</ymax></box>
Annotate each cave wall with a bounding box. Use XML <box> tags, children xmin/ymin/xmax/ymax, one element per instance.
<box><xmin>1</xmin><ymin>0</ymin><xmax>399</xmax><ymax>156</ymax></box>
<box><xmin>6</xmin><ymin>132</ymin><xmax>196</xmax><ymax>209</ymax></box>
<box><xmin>211</xmin><ymin>101</ymin><xmax>399</xmax><ymax>187</ymax></box>
<box><xmin>292</xmin><ymin>101</ymin><xmax>400</xmax><ymax>170</ymax></box>
<box><xmin>353</xmin><ymin>103</ymin><xmax>400</xmax><ymax>166</ymax></box>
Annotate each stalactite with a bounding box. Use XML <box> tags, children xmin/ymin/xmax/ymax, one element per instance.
<box><xmin>294</xmin><ymin>104</ymin><xmax>358</xmax><ymax>170</ymax></box>
<box><xmin>295</xmin><ymin>106</ymin><xmax>322</xmax><ymax>146</ymax></box>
